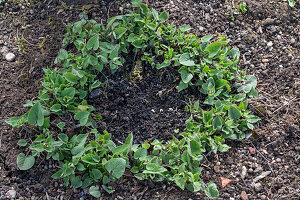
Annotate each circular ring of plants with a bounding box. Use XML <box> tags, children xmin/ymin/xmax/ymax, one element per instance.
<box><xmin>6</xmin><ymin>1</ymin><xmax>261</xmax><ymax>198</ymax></box>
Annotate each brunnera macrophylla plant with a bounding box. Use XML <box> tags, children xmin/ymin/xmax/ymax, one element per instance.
<box><xmin>6</xmin><ymin>0</ymin><xmax>260</xmax><ymax>198</ymax></box>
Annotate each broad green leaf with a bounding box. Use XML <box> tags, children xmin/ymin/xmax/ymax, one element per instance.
<box><xmin>140</xmin><ymin>3</ymin><xmax>149</xmax><ymax>14</ymax></box>
<box><xmin>178</xmin><ymin>80</ymin><xmax>189</xmax><ymax>92</ymax></box>
<box><xmin>114</xmin><ymin>27</ymin><xmax>127</xmax><ymax>39</ymax></box>
<box><xmin>179</xmin><ymin>53</ymin><xmax>195</xmax><ymax>66</ymax></box>
<box><xmin>87</xmin><ymin>34</ymin><xmax>99</xmax><ymax>50</ymax></box>
<box><xmin>228</xmin><ymin>47</ymin><xmax>240</xmax><ymax>60</ymax></box>
<box><xmin>179</xmin><ymin>25</ymin><xmax>192</xmax><ymax>32</ymax></box>
<box><xmin>201</xmin><ymin>35</ymin><xmax>213</xmax><ymax>43</ymax></box>
<box><xmin>112</xmin><ymin>144</ymin><xmax>130</xmax><ymax>155</ymax></box>
<box><xmin>89</xmin><ymin>186</ymin><xmax>101</xmax><ymax>198</ymax></box>
<box><xmin>63</xmin><ymin>72</ymin><xmax>79</xmax><ymax>84</ymax></box>
<box><xmin>91</xmin><ymin>169</ymin><xmax>102</xmax><ymax>180</ymax></box>
<box><xmin>132</xmin><ymin>0</ymin><xmax>142</xmax><ymax>7</ymax></box>
<box><xmin>145</xmin><ymin>163</ymin><xmax>167</xmax><ymax>173</ymax></box>
<box><xmin>228</xmin><ymin>106</ymin><xmax>241</xmax><ymax>121</ymax></box>
<box><xmin>152</xmin><ymin>9</ymin><xmax>159</xmax><ymax>20</ymax></box>
<box><xmin>51</xmin><ymin>170</ymin><xmax>63</xmax><ymax>179</ymax></box>
<box><xmin>193</xmin><ymin>181</ymin><xmax>206</xmax><ymax>192</ymax></box>
<box><xmin>71</xmin><ymin>176</ymin><xmax>82</xmax><ymax>188</ymax></box>
<box><xmin>205</xmin><ymin>182</ymin><xmax>219</xmax><ymax>199</ymax></box>
<box><xmin>71</xmin><ymin>145</ymin><xmax>85</xmax><ymax>156</ymax></box>
<box><xmin>213</xmin><ymin>116</ymin><xmax>224</xmax><ymax>130</ymax></box>
<box><xmin>246</xmin><ymin>115</ymin><xmax>261</xmax><ymax>123</ymax></box>
<box><xmin>28</xmin><ymin>102</ymin><xmax>44</xmax><ymax>127</ymax></box>
<box><xmin>50</xmin><ymin>104</ymin><xmax>61</xmax><ymax>112</ymax></box>
<box><xmin>17</xmin><ymin>139</ymin><xmax>27</xmax><ymax>147</ymax></box>
<box><xmin>58</xmin><ymin>133</ymin><xmax>68</xmax><ymax>143</ymax></box>
<box><xmin>134</xmin><ymin>148</ymin><xmax>147</xmax><ymax>159</ymax></box>
<box><xmin>17</xmin><ymin>153</ymin><xmax>35</xmax><ymax>170</ymax></box>
<box><xmin>74</xmin><ymin>111</ymin><xmax>90</xmax><ymax>126</ymax></box>
<box><xmin>207</xmin><ymin>42</ymin><xmax>222</xmax><ymax>58</ymax></box>
<box><xmin>180</xmin><ymin>70</ymin><xmax>193</xmax><ymax>83</ymax></box>
<box><xmin>159</xmin><ymin>11</ymin><xmax>168</xmax><ymax>21</ymax></box>
<box><xmin>132</xmin><ymin>39</ymin><xmax>144</xmax><ymax>48</ymax></box>
<box><xmin>174</xmin><ymin>175</ymin><xmax>185</xmax><ymax>190</ymax></box>
<box><xmin>105</xmin><ymin>158</ymin><xmax>126</xmax><ymax>179</ymax></box>
<box><xmin>189</xmin><ymin>140</ymin><xmax>202</xmax><ymax>155</ymax></box>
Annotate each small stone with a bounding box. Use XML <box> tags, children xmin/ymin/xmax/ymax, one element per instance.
<box><xmin>220</xmin><ymin>177</ymin><xmax>232</xmax><ymax>188</ymax></box>
<box><xmin>253</xmin><ymin>171</ymin><xmax>271</xmax><ymax>182</ymax></box>
<box><xmin>291</xmin><ymin>38</ymin><xmax>296</xmax><ymax>44</ymax></box>
<box><xmin>229</xmin><ymin>22</ymin><xmax>235</xmax><ymax>27</ymax></box>
<box><xmin>262</xmin><ymin>59</ymin><xmax>269</xmax><ymax>63</ymax></box>
<box><xmin>276</xmin><ymin>158</ymin><xmax>281</xmax><ymax>162</ymax></box>
<box><xmin>214</xmin><ymin>166</ymin><xmax>220</xmax><ymax>173</ymax></box>
<box><xmin>254</xmin><ymin>182</ymin><xmax>262</xmax><ymax>192</ymax></box>
<box><xmin>267</xmin><ymin>41</ymin><xmax>273</xmax><ymax>47</ymax></box>
<box><xmin>241</xmin><ymin>166</ymin><xmax>247</xmax><ymax>179</ymax></box>
<box><xmin>270</xmin><ymin>26</ymin><xmax>277</xmax><ymax>33</ymax></box>
<box><xmin>279</xmin><ymin>65</ymin><xmax>283</xmax><ymax>68</ymax></box>
<box><xmin>1</xmin><ymin>46</ymin><xmax>9</xmax><ymax>56</ymax></box>
<box><xmin>262</xmin><ymin>149</ymin><xmax>268</xmax><ymax>154</ymax></box>
<box><xmin>6</xmin><ymin>189</ymin><xmax>17</xmax><ymax>198</ymax></box>
<box><xmin>261</xmin><ymin>194</ymin><xmax>267</xmax><ymax>200</ymax></box>
<box><xmin>249</xmin><ymin>147</ymin><xmax>256</xmax><ymax>154</ymax></box>
<box><xmin>262</xmin><ymin>18</ymin><xmax>275</xmax><ymax>26</ymax></box>
<box><xmin>199</xmin><ymin>26</ymin><xmax>204</xmax><ymax>31</ymax></box>
<box><xmin>168</xmin><ymin>108</ymin><xmax>173</xmax><ymax>112</ymax></box>
<box><xmin>241</xmin><ymin>191</ymin><xmax>248</xmax><ymax>200</ymax></box>
<box><xmin>5</xmin><ymin>52</ymin><xmax>16</xmax><ymax>62</ymax></box>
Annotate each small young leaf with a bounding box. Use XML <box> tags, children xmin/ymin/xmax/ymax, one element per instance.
<box><xmin>159</xmin><ymin>11</ymin><xmax>168</xmax><ymax>21</ymax></box>
<box><xmin>201</xmin><ymin>35</ymin><xmax>213</xmax><ymax>43</ymax></box>
<box><xmin>89</xmin><ymin>186</ymin><xmax>101</xmax><ymax>198</ymax></box>
<box><xmin>17</xmin><ymin>153</ymin><xmax>35</xmax><ymax>170</ymax></box>
<box><xmin>179</xmin><ymin>53</ymin><xmax>195</xmax><ymax>66</ymax></box>
<box><xmin>132</xmin><ymin>0</ymin><xmax>142</xmax><ymax>7</ymax></box>
<box><xmin>180</xmin><ymin>70</ymin><xmax>193</xmax><ymax>84</ymax></box>
<box><xmin>17</xmin><ymin>139</ymin><xmax>27</xmax><ymax>147</ymax></box>
<box><xmin>204</xmin><ymin>182</ymin><xmax>219</xmax><ymax>199</ymax></box>
<box><xmin>28</xmin><ymin>102</ymin><xmax>44</xmax><ymax>127</ymax></box>
<box><xmin>179</xmin><ymin>25</ymin><xmax>192</xmax><ymax>32</ymax></box>
<box><xmin>57</xmin><ymin>122</ymin><xmax>65</xmax><ymax>131</ymax></box>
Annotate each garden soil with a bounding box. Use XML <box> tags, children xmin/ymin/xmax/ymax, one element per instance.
<box><xmin>0</xmin><ymin>0</ymin><xmax>299</xmax><ymax>199</ymax></box>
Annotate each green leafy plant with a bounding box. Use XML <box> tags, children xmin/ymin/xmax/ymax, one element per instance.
<box><xmin>239</xmin><ymin>2</ymin><xmax>247</xmax><ymax>13</ymax></box>
<box><xmin>283</xmin><ymin>0</ymin><xmax>296</xmax><ymax>7</ymax></box>
<box><xmin>6</xmin><ymin>0</ymin><xmax>261</xmax><ymax>199</ymax></box>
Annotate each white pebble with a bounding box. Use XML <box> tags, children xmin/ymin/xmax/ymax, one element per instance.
<box><xmin>5</xmin><ymin>52</ymin><xmax>16</xmax><ymax>62</ymax></box>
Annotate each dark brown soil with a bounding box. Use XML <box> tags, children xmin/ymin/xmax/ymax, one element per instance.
<box><xmin>0</xmin><ymin>0</ymin><xmax>299</xmax><ymax>200</ymax></box>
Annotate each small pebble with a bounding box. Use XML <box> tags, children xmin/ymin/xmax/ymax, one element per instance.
<box><xmin>290</xmin><ymin>38</ymin><xmax>296</xmax><ymax>44</ymax></box>
<box><xmin>267</xmin><ymin>41</ymin><xmax>273</xmax><ymax>47</ymax></box>
<box><xmin>5</xmin><ymin>52</ymin><xmax>16</xmax><ymax>62</ymax></box>
<box><xmin>254</xmin><ymin>182</ymin><xmax>262</xmax><ymax>192</ymax></box>
<box><xmin>261</xmin><ymin>194</ymin><xmax>267</xmax><ymax>200</ymax></box>
<box><xmin>6</xmin><ymin>189</ymin><xmax>17</xmax><ymax>198</ymax></box>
